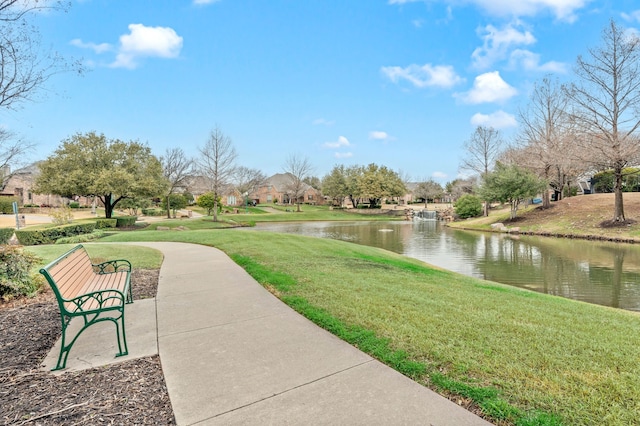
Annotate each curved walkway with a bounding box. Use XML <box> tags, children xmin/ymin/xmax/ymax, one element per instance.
<box><xmin>45</xmin><ymin>242</ymin><xmax>491</xmax><ymax>425</ymax></box>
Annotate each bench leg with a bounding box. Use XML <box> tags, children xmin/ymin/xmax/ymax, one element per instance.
<box><xmin>51</xmin><ymin>311</ymin><xmax>128</xmax><ymax>371</ymax></box>
<box><xmin>115</xmin><ymin>310</ymin><xmax>129</xmax><ymax>358</ymax></box>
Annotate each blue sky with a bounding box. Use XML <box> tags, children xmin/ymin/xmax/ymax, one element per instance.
<box><xmin>4</xmin><ymin>0</ymin><xmax>640</xmax><ymax>183</ymax></box>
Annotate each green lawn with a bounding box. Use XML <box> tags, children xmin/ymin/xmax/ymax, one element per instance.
<box><xmin>27</xmin><ymin>243</ymin><xmax>164</xmax><ymax>269</ymax></box>
<box><xmin>101</xmin><ymin>229</ymin><xmax>640</xmax><ymax>425</ymax></box>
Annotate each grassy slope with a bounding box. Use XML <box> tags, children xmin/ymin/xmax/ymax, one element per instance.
<box><xmin>449</xmin><ymin>193</ymin><xmax>640</xmax><ymax>241</ymax></box>
<box><xmin>103</xmin><ymin>229</ymin><xmax>640</xmax><ymax>425</ymax></box>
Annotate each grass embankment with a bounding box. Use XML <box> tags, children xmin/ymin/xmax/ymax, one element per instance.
<box><xmin>144</xmin><ymin>204</ymin><xmax>402</xmax><ymax>230</ymax></box>
<box><xmin>102</xmin><ymin>229</ymin><xmax>640</xmax><ymax>425</ymax></box>
<box><xmin>449</xmin><ymin>193</ymin><xmax>640</xmax><ymax>242</ymax></box>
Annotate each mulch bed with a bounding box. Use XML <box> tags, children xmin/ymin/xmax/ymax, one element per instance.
<box><xmin>0</xmin><ymin>270</ymin><xmax>176</xmax><ymax>425</ymax></box>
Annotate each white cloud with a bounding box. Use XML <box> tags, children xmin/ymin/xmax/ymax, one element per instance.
<box><xmin>470</xmin><ymin>110</ymin><xmax>517</xmax><ymax>128</ymax></box>
<box><xmin>70</xmin><ymin>39</ymin><xmax>112</xmax><ymax>54</ymax></box>
<box><xmin>111</xmin><ymin>24</ymin><xmax>183</xmax><ymax>69</ymax></box>
<box><xmin>193</xmin><ymin>0</ymin><xmax>221</xmax><ymax>4</ymax></box>
<box><xmin>389</xmin><ymin>0</ymin><xmax>589</xmax><ymax>22</ymax></box>
<box><xmin>323</xmin><ymin>136</ymin><xmax>350</xmax><ymax>149</ymax></box>
<box><xmin>472</xmin><ymin>23</ymin><xmax>536</xmax><ymax>69</ymax></box>
<box><xmin>369</xmin><ymin>131</ymin><xmax>389</xmax><ymax>140</ymax></box>
<box><xmin>508</xmin><ymin>49</ymin><xmax>568</xmax><ymax>73</ymax></box>
<box><xmin>381</xmin><ymin>64</ymin><xmax>463</xmax><ymax>89</ymax></box>
<box><xmin>622</xmin><ymin>10</ymin><xmax>640</xmax><ymax>22</ymax></box>
<box><xmin>335</xmin><ymin>152</ymin><xmax>353</xmax><ymax>159</ymax></box>
<box><xmin>432</xmin><ymin>171</ymin><xmax>448</xmax><ymax>179</ymax></box>
<box><xmin>313</xmin><ymin>118</ymin><xmax>335</xmax><ymax>126</ymax></box>
<box><xmin>455</xmin><ymin>71</ymin><xmax>517</xmax><ymax>104</ymax></box>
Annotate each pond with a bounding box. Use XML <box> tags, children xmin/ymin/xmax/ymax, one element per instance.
<box><xmin>251</xmin><ymin>220</ymin><xmax>640</xmax><ymax>312</ymax></box>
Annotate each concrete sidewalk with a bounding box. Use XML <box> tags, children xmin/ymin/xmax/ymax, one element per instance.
<box><xmin>44</xmin><ymin>242</ymin><xmax>491</xmax><ymax>425</ymax></box>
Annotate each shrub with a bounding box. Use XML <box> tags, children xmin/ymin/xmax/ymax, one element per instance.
<box><xmin>15</xmin><ymin>222</ymin><xmax>96</xmax><ymax>245</ymax></box>
<box><xmin>0</xmin><ymin>197</ymin><xmax>18</xmax><ymax>214</ymax></box>
<box><xmin>95</xmin><ymin>218</ymin><xmax>117</xmax><ymax>229</ymax></box>
<box><xmin>50</xmin><ymin>206</ymin><xmax>74</xmax><ymax>225</ymax></box>
<box><xmin>0</xmin><ymin>246</ymin><xmax>44</xmax><ymax>298</ymax></box>
<box><xmin>114</xmin><ymin>216</ymin><xmax>137</xmax><ymax>227</ymax></box>
<box><xmin>69</xmin><ymin>201</ymin><xmax>80</xmax><ymax>208</ymax></box>
<box><xmin>55</xmin><ymin>229</ymin><xmax>106</xmax><ymax>244</ymax></box>
<box><xmin>141</xmin><ymin>208</ymin><xmax>164</xmax><ymax>216</ymax></box>
<box><xmin>454</xmin><ymin>194</ymin><xmax>483</xmax><ymax>219</ymax></box>
<box><xmin>0</xmin><ymin>228</ymin><xmax>14</xmax><ymax>244</ymax></box>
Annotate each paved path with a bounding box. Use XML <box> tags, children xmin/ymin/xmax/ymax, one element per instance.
<box><xmin>45</xmin><ymin>242</ymin><xmax>492</xmax><ymax>425</ymax></box>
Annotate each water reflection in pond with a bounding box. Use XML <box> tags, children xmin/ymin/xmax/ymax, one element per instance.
<box><xmin>251</xmin><ymin>220</ymin><xmax>640</xmax><ymax>312</ymax></box>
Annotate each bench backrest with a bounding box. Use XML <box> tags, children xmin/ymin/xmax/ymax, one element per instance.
<box><xmin>40</xmin><ymin>245</ymin><xmax>96</xmax><ymax>302</ymax></box>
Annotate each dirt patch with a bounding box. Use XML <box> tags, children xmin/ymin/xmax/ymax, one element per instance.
<box><xmin>0</xmin><ymin>269</ymin><xmax>175</xmax><ymax>425</ymax></box>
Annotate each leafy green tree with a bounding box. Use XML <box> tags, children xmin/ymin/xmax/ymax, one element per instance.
<box><xmin>454</xmin><ymin>194</ymin><xmax>482</xmax><ymax>219</ymax></box>
<box><xmin>162</xmin><ymin>193</ymin><xmax>188</xmax><ymax>217</ymax></box>
<box><xmin>592</xmin><ymin>168</ymin><xmax>640</xmax><ymax>193</ymax></box>
<box><xmin>479</xmin><ymin>163</ymin><xmax>546</xmax><ymax>220</ymax></box>
<box><xmin>322</xmin><ymin>165</ymin><xmax>349</xmax><ymax>206</ymax></box>
<box><xmin>196</xmin><ymin>192</ymin><xmax>221</xmax><ymax>216</ymax></box>
<box><xmin>357</xmin><ymin>164</ymin><xmax>406</xmax><ymax>207</ymax></box>
<box><xmin>118</xmin><ymin>197</ymin><xmax>152</xmax><ymax>216</ymax></box>
<box><xmin>34</xmin><ymin>132</ymin><xmax>167</xmax><ymax>218</ymax></box>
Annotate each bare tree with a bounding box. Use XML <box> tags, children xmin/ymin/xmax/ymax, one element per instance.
<box><xmin>567</xmin><ymin>19</ymin><xmax>640</xmax><ymax>224</ymax></box>
<box><xmin>161</xmin><ymin>148</ymin><xmax>194</xmax><ymax>218</ymax></box>
<box><xmin>460</xmin><ymin>126</ymin><xmax>504</xmax><ymax>177</ymax></box>
<box><xmin>0</xmin><ymin>1</ymin><xmax>81</xmax><ymax>110</ymax></box>
<box><xmin>414</xmin><ymin>178</ymin><xmax>443</xmax><ymax>208</ymax></box>
<box><xmin>233</xmin><ymin>166</ymin><xmax>266</xmax><ymax>206</ymax></box>
<box><xmin>282</xmin><ymin>154</ymin><xmax>313</xmax><ymax>212</ymax></box>
<box><xmin>0</xmin><ymin>128</ymin><xmax>34</xmax><ymax>188</ymax></box>
<box><xmin>197</xmin><ymin>127</ymin><xmax>237</xmax><ymax>221</ymax></box>
<box><xmin>460</xmin><ymin>126</ymin><xmax>504</xmax><ymax>215</ymax></box>
<box><xmin>517</xmin><ymin>77</ymin><xmax>576</xmax><ymax>208</ymax></box>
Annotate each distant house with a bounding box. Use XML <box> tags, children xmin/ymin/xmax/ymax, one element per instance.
<box><xmin>253</xmin><ymin>173</ymin><xmax>323</xmax><ymax>205</ymax></box>
<box><xmin>0</xmin><ymin>163</ymin><xmax>76</xmax><ymax>207</ymax></box>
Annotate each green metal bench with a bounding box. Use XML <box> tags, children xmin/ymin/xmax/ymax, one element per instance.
<box><xmin>39</xmin><ymin>244</ymin><xmax>133</xmax><ymax>371</ymax></box>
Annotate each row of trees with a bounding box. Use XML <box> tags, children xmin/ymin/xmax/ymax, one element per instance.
<box><xmin>459</xmin><ymin>20</ymin><xmax>640</xmax><ymax>224</ymax></box>
<box><xmin>321</xmin><ymin>164</ymin><xmax>406</xmax><ymax>208</ymax></box>
<box><xmin>33</xmin><ymin>129</ymin><xmax>267</xmax><ymax>220</ymax></box>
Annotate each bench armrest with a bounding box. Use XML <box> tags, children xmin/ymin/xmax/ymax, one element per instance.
<box><xmin>93</xmin><ymin>259</ymin><xmax>132</xmax><ymax>274</ymax></box>
<box><xmin>66</xmin><ymin>288</ymin><xmax>127</xmax><ymax>314</ymax></box>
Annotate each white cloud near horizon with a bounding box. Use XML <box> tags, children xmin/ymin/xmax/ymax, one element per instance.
<box><xmin>381</xmin><ymin>64</ymin><xmax>463</xmax><ymax>89</ymax></box>
<box><xmin>323</xmin><ymin>136</ymin><xmax>350</xmax><ymax>149</ymax></box>
<box><xmin>470</xmin><ymin>110</ymin><xmax>517</xmax><ymax>128</ymax></box>
<box><xmin>455</xmin><ymin>71</ymin><xmax>517</xmax><ymax>104</ymax></box>
<box><xmin>472</xmin><ymin>23</ymin><xmax>536</xmax><ymax>69</ymax></box>
<box><xmin>389</xmin><ymin>0</ymin><xmax>589</xmax><ymax>22</ymax></box>
<box><xmin>111</xmin><ymin>24</ymin><xmax>183</xmax><ymax>69</ymax></box>
<box><xmin>335</xmin><ymin>152</ymin><xmax>353</xmax><ymax>159</ymax></box>
<box><xmin>432</xmin><ymin>171</ymin><xmax>448</xmax><ymax>180</ymax></box>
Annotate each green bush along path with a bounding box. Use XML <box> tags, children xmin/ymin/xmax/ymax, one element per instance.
<box><xmin>99</xmin><ymin>229</ymin><xmax>640</xmax><ymax>425</ymax></box>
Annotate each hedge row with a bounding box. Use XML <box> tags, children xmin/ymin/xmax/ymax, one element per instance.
<box><xmin>15</xmin><ymin>222</ymin><xmax>96</xmax><ymax>246</ymax></box>
<box><xmin>0</xmin><ymin>197</ymin><xmax>18</xmax><ymax>214</ymax></box>
<box><xmin>114</xmin><ymin>216</ymin><xmax>137</xmax><ymax>227</ymax></box>
<box><xmin>0</xmin><ymin>228</ymin><xmax>14</xmax><ymax>244</ymax></box>
<box><xmin>141</xmin><ymin>208</ymin><xmax>164</xmax><ymax>216</ymax></box>
<box><xmin>96</xmin><ymin>218</ymin><xmax>117</xmax><ymax>229</ymax></box>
